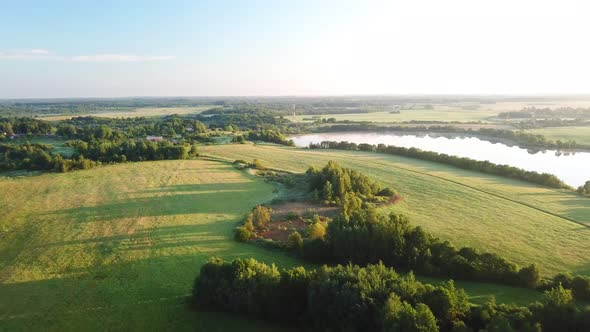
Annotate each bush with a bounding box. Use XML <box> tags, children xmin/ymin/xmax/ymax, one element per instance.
<box><xmin>250</xmin><ymin>159</ymin><xmax>265</xmax><ymax>170</ymax></box>
<box><xmin>287</xmin><ymin>231</ymin><xmax>303</xmax><ymax>252</ymax></box>
<box><xmin>307</xmin><ymin>222</ymin><xmax>326</xmax><ymax>240</ymax></box>
<box><xmin>285</xmin><ymin>211</ymin><xmax>299</xmax><ymax>220</ymax></box>
<box><xmin>234</xmin><ymin>227</ymin><xmax>251</xmax><ymax>242</ymax></box>
<box><xmin>244</xmin><ymin>220</ymin><xmax>254</xmax><ymax>232</ymax></box>
<box><xmin>252</xmin><ymin>205</ymin><xmax>271</xmax><ymax>229</ymax></box>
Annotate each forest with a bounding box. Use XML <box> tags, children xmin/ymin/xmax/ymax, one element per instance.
<box><xmin>194</xmin><ymin>257</ymin><xmax>590</xmax><ymax>332</ymax></box>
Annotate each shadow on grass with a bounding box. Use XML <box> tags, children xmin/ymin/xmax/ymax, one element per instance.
<box><xmin>0</xmin><ymin>254</ymin><xmax>296</xmax><ymax>332</ymax></box>
<box><xmin>40</xmin><ymin>182</ymin><xmax>263</xmax><ymax>223</ymax></box>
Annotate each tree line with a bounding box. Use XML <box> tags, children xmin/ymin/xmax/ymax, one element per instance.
<box><xmin>193</xmin><ymin>257</ymin><xmax>590</xmax><ymax>332</ymax></box>
<box><xmin>0</xmin><ymin>143</ymin><xmax>96</xmax><ymax>172</ymax></box>
<box><xmin>299</xmin><ymin>206</ymin><xmax>540</xmax><ymax>289</ymax></box>
<box><xmin>308</xmin><ymin>141</ymin><xmax>571</xmax><ymax>189</ymax></box>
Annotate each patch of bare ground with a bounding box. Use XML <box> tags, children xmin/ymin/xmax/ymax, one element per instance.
<box><xmin>270</xmin><ymin>201</ymin><xmax>340</xmax><ymax>219</ymax></box>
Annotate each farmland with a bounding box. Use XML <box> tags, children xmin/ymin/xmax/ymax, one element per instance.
<box><xmin>0</xmin><ymin>157</ymin><xmax>547</xmax><ymax>331</ymax></box>
<box><xmin>0</xmin><ymin>159</ymin><xmax>299</xmax><ymax>331</ymax></box>
<box><xmin>201</xmin><ymin>143</ymin><xmax>590</xmax><ymax>276</ymax></box>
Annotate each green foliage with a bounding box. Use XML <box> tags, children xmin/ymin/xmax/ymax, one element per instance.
<box><xmin>1</xmin><ymin>143</ymin><xmax>97</xmax><ymax>173</ymax></box>
<box><xmin>252</xmin><ymin>205</ymin><xmax>271</xmax><ymax>229</ymax></box>
<box><xmin>302</xmin><ymin>206</ymin><xmax>541</xmax><ymax>289</ymax></box>
<box><xmin>285</xmin><ymin>211</ymin><xmax>298</xmax><ymax>221</ymax></box>
<box><xmin>194</xmin><ymin>258</ymin><xmax>590</xmax><ymax>332</ymax></box>
<box><xmin>247</xmin><ymin>129</ymin><xmax>294</xmax><ymax>146</ymax></box>
<box><xmin>542</xmin><ymin>284</ymin><xmax>573</xmax><ymax>306</ymax></box>
<box><xmin>307</xmin><ymin>160</ymin><xmax>396</xmax><ymax>205</ymax></box>
<box><xmin>541</xmin><ymin>273</ymin><xmax>590</xmax><ymax>302</ymax></box>
<box><xmin>383</xmin><ymin>294</ymin><xmax>438</xmax><ymax>332</ymax></box>
<box><xmin>307</xmin><ymin>222</ymin><xmax>326</xmax><ymax>240</ymax></box>
<box><xmin>244</xmin><ymin>219</ymin><xmax>254</xmax><ymax>232</ymax></box>
<box><xmin>287</xmin><ymin>232</ymin><xmax>303</xmax><ymax>252</ymax></box>
<box><xmin>235</xmin><ymin>226</ymin><xmax>251</xmax><ymax>242</ymax></box>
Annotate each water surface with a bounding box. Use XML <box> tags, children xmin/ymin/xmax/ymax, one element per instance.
<box><xmin>290</xmin><ymin>132</ymin><xmax>590</xmax><ymax>188</ymax></box>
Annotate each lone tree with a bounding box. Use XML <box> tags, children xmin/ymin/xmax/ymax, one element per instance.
<box><xmin>252</xmin><ymin>205</ymin><xmax>271</xmax><ymax>229</ymax></box>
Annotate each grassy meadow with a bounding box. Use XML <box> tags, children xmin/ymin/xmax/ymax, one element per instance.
<box><xmin>201</xmin><ymin>143</ymin><xmax>590</xmax><ymax>276</ymax></box>
<box><xmin>0</xmin><ymin>157</ymin><xmax>544</xmax><ymax>331</ymax></box>
<box><xmin>0</xmin><ymin>159</ymin><xmax>299</xmax><ymax>331</ymax></box>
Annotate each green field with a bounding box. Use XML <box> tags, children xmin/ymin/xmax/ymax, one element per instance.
<box><xmin>526</xmin><ymin>126</ymin><xmax>590</xmax><ymax>146</ymax></box>
<box><xmin>0</xmin><ymin>160</ymin><xmax>299</xmax><ymax>331</ymax></box>
<box><xmin>286</xmin><ymin>109</ymin><xmax>499</xmax><ymax>123</ymax></box>
<box><xmin>41</xmin><ymin>106</ymin><xmax>213</xmax><ymax>121</ymax></box>
<box><xmin>0</xmin><ymin>157</ymin><xmax>545</xmax><ymax>331</ymax></box>
<box><xmin>201</xmin><ymin>143</ymin><xmax>590</xmax><ymax>276</ymax></box>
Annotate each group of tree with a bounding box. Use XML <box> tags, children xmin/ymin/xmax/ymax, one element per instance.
<box><xmin>542</xmin><ymin>273</ymin><xmax>590</xmax><ymax>302</ymax></box>
<box><xmin>247</xmin><ymin>129</ymin><xmax>295</xmax><ymax>146</ymax></box>
<box><xmin>296</xmin><ymin>204</ymin><xmax>541</xmax><ymax>290</ymax></box>
<box><xmin>65</xmin><ymin>139</ymin><xmax>198</xmax><ymax>163</ymax></box>
<box><xmin>0</xmin><ymin>117</ymin><xmax>53</xmax><ymax>136</ymax></box>
<box><xmin>57</xmin><ymin>116</ymin><xmax>208</xmax><ymax>140</ymax></box>
<box><xmin>193</xmin><ymin>257</ymin><xmax>590</xmax><ymax>332</ymax></box>
<box><xmin>234</xmin><ymin>205</ymin><xmax>272</xmax><ymax>242</ymax></box>
<box><xmin>198</xmin><ymin>106</ymin><xmax>289</xmax><ymax>130</ymax></box>
<box><xmin>308</xmin><ymin>141</ymin><xmax>571</xmax><ymax>189</ymax></box>
<box><xmin>0</xmin><ymin>143</ymin><xmax>96</xmax><ymax>172</ymax></box>
<box><xmin>305</xmin><ymin>160</ymin><xmax>397</xmax><ymax>206</ymax></box>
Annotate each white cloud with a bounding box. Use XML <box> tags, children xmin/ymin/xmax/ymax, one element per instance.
<box><xmin>0</xmin><ymin>49</ymin><xmax>174</xmax><ymax>62</ymax></box>
<box><xmin>0</xmin><ymin>49</ymin><xmax>52</xmax><ymax>59</ymax></box>
<box><xmin>70</xmin><ymin>54</ymin><xmax>174</xmax><ymax>62</ymax></box>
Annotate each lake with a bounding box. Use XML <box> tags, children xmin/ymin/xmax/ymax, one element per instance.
<box><xmin>290</xmin><ymin>132</ymin><xmax>590</xmax><ymax>188</ymax></box>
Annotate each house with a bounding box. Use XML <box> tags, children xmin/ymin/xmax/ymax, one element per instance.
<box><xmin>146</xmin><ymin>135</ymin><xmax>163</xmax><ymax>142</ymax></box>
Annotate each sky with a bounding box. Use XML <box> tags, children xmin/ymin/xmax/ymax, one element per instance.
<box><xmin>1</xmin><ymin>0</ymin><xmax>589</xmax><ymax>98</ymax></box>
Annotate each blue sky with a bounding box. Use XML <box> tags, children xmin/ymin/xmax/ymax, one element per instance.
<box><xmin>1</xmin><ymin>0</ymin><xmax>589</xmax><ymax>98</ymax></box>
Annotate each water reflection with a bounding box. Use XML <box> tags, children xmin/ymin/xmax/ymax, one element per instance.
<box><xmin>290</xmin><ymin>132</ymin><xmax>590</xmax><ymax>188</ymax></box>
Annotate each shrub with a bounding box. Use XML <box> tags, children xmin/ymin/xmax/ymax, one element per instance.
<box><xmin>307</xmin><ymin>222</ymin><xmax>326</xmax><ymax>240</ymax></box>
<box><xmin>286</xmin><ymin>211</ymin><xmax>299</xmax><ymax>220</ymax></box>
<box><xmin>250</xmin><ymin>159</ymin><xmax>265</xmax><ymax>170</ymax></box>
<box><xmin>244</xmin><ymin>219</ymin><xmax>254</xmax><ymax>232</ymax></box>
<box><xmin>252</xmin><ymin>205</ymin><xmax>271</xmax><ymax>229</ymax></box>
<box><xmin>234</xmin><ymin>226</ymin><xmax>251</xmax><ymax>242</ymax></box>
<box><xmin>287</xmin><ymin>231</ymin><xmax>303</xmax><ymax>252</ymax></box>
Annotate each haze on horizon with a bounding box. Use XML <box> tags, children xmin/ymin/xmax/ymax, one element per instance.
<box><xmin>1</xmin><ymin>0</ymin><xmax>589</xmax><ymax>99</ymax></box>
